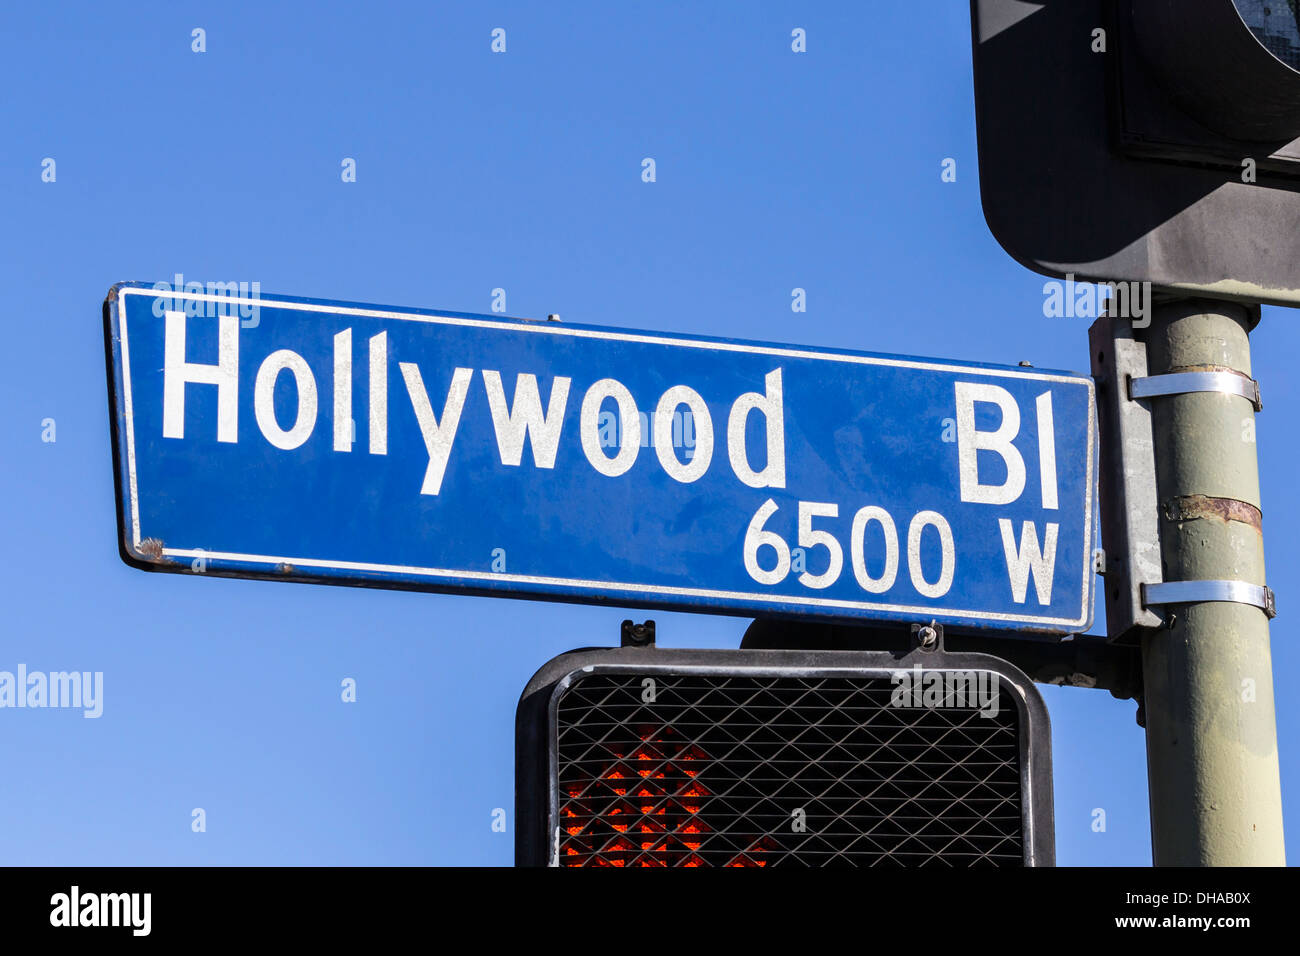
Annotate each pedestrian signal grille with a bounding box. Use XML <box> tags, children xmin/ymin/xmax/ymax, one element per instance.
<box><xmin>553</xmin><ymin>671</ymin><xmax>1025</xmax><ymax>867</ymax></box>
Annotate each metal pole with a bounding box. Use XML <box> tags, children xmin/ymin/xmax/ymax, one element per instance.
<box><xmin>1141</xmin><ymin>297</ymin><xmax>1285</xmax><ymax>865</ymax></box>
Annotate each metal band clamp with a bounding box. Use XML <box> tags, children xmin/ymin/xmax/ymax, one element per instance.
<box><xmin>1129</xmin><ymin>371</ymin><xmax>1262</xmax><ymax>412</ymax></box>
<box><xmin>1142</xmin><ymin>580</ymin><xmax>1276</xmax><ymax>619</ymax></box>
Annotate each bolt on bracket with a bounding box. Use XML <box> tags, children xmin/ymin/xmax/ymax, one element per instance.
<box><xmin>911</xmin><ymin>621</ymin><xmax>942</xmax><ymax>651</ymax></box>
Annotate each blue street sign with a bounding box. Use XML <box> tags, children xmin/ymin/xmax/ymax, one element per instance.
<box><xmin>104</xmin><ymin>282</ymin><xmax>1096</xmax><ymax>635</ymax></box>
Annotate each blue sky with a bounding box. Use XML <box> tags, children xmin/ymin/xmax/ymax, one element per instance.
<box><xmin>0</xmin><ymin>0</ymin><xmax>1293</xmax><ymax>866</ymax></box>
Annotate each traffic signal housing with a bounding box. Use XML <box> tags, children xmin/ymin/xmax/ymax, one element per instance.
<box><xmin>971</xmin><ymin>0</ymin><xmax>1300</xmax><ymax>305</ymax></box>
<box><xmin>516</xmin><ymin>642</ymin><xmax>1054</xmax><ymax>867</ymax></box>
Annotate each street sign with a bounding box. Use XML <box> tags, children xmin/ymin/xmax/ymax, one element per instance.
<box><xmin>104</xmin><ymin>282</ymin><xmax>1096</xmax><ymax>634</ymax></box>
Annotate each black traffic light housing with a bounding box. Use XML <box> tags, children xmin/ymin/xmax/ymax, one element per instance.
<box><xmin>516</xmin><ymin>643</ymin><xmax>1055</xmax><ymax>867</ymax></box>
<box><xmin>971</xmin><ymin>0</ymin><xmax>1300</xmax><ymax>305</ymax></box>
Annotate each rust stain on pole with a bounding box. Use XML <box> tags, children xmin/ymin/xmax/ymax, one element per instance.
<box><xmin>1163</xmin><ymin>494</ymin><xmax>1263</xmax><ymax>532</ymax></box>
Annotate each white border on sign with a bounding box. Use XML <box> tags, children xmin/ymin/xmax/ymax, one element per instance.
<box><xmin>113</xmin><ymin>286</ymin><xmax>1096</xmax><ymax>629</ymax></box>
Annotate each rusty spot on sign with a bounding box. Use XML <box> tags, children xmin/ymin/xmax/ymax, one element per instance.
<box><xmin>1163</xmin><ymin>494</ymin><xmax>1262</xmax><ymax>532</ymax></box>
<box><xmin>136</xmin><ymin>537</ymin><xmax>178</xmax><ymax>564</ymax></box>
<box><xmin>138</xmin><ymin>537</ymin><xmax>164</xmax><ymax>558</ymax></box>
<box><xmin>276</xmin><ymin>562</ymin><xmax>296</xmax><ymax>574</ymax></box>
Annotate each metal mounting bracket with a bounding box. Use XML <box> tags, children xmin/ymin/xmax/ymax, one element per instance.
<box><xmin>1090</xmin><ymin>315</ymin><xmax>1165</xmax><ymax>640</ymax></box>
<box><xmin>1142</xmin><ymin>580</ymin><xmax>1277</xmax><ymax>619</ymax></box>
<box><xmin>620</xmin><ymin>619</ymin><xmax>657</xmax><ymax>647</ymax></box>
<box><xmin>1129</xmin><ymin>370</ymin><xmax>1262</xmax><ymax>412</ymax></box>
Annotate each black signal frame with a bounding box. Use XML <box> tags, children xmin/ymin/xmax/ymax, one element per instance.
<box><xmin>516</xmin><ymin>645</ymin><xmax>1056</xmax><ymax>867</ymax></box>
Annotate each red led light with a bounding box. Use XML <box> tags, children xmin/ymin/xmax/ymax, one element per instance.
<box><xmin>558</xmin><ymin>725</ymin><xmax>773</xmax><ymax>867</ymax></box>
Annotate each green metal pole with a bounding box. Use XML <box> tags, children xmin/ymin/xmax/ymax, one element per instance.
<box><xmin>1142</xmin><ymin>298</ymin><xmax>1285</xmax><ymax>865</ymax></box>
